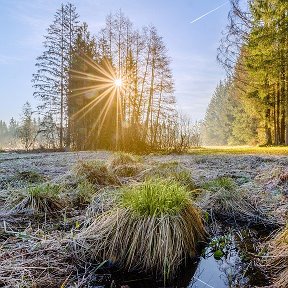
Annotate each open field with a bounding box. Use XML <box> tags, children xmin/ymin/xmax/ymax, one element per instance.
<box><xmin>0</xmin><ymin>151</ymin><xmax>287</xmax><ymax>287</ymax></box>
<box><xmin>188</xmin><ymin>146</ymin><xmax>288</xmax><ymax>155</ymax></box>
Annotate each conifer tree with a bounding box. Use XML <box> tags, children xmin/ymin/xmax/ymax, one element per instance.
<box><xmin>32</xmin><ymin>3</ymin><xmax>79</xmax><ymax>148</ymax></box>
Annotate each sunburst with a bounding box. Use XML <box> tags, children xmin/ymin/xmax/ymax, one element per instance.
<box><xmin>114</xmin><ymin>78</ymin><xmax>123</xmax><ymax>88</ymax></box>
<box><xmin>70</xmin><ymin>54</ymin><xmax>126</xmax><ymax>148</ymax></box>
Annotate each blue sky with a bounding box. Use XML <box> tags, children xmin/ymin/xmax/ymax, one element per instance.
<box><xmin>0</xmin><ymin>0</ymin><xmax>230</xmax><ymax>123</ymax></box>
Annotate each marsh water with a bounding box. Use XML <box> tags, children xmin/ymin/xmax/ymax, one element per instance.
<box><xmin>91</xmin><ymin>226</ymin><xmax>269</xmax><ymax>288</ymax></box>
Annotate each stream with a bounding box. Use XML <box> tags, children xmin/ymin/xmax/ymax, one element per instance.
<box><xmin>90</xmin><ymin>226</ymin><xmax>269</xmax><ymax>288</ymax></box>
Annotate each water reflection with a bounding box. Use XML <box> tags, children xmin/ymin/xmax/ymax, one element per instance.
<box><xmin>97</xmin><ymin>228</ymin><xmax>268</xmax><ymax>288</ymax></box>
<box><xmin>188</xmin><ymin>234</ymin><xmax>246</xmax><ymax>288</ymax></box>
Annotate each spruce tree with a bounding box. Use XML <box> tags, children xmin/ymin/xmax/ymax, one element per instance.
<box><xmin>32</xmin><ymin>3</ymin><xmax>79</xmax><ymax>148</ymax></box>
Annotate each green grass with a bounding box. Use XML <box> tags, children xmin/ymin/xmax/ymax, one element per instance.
<box><xmin>202</xmin><ymin>177</ymin><xmax>235</xmax><ymax>192</ymax></box>
<box><xmin>188</xmin><ymin>146</ymin><xmax>288</xmax><ymax>155</ymax></box>
<box><xmin>10</xmin><ymin>183</ymin><xmax>65</xmax><ymax>213</ymax></box>
<box><xmin>27</xmin><ymin>183</ymin><xmax>62</xmax><ymax>197</ymax></box>
<box><xmin>143</xmin><ymin>161</ymin><xmax>195</xmax><ymax>190</ymax></box>
<box><xmin>74</xmin><ymin>180</ymin><xmax>96</xmax><ymax>205</ymax></box>
<box><xmin>120</xmin><ymin>179</ymin><xmax>190</xmax><ymax>216</ymax></box>
<box><xmin>79</xmin><ymin>178</ymin><xmax>206</xmax><ymax>280</ymax></box>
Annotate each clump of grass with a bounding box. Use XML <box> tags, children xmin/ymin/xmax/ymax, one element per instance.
<box><xmin>264</xmin><ymin>227</ymin><xmax>288</xmax><ymax>287</ymax></box>
<box><xmin>74</xmin><ymin>160</ymin><xmax>119</xmax><ymax>186</ymax></box>
<box><xmin>10</xmin><ymin>183</ymin><xmax>65</xmax><ymax>214</ymax></box>
<box><xmin>15</xmin><ymin>170</ymin><xmax>46</xmax><ymax>183</ymax></box>
<box><xmin>108</xmin><ymin>152</ymin><xmax>143</xmax><ymax>177</ymax></box>
<box><xmin>112</xmin><ymin>164</ymin><xmax>141</xmax><ymax>177</ymax></box>
<box><xmin>202</xmin><ymin>177</ymin><xmax>236</xmax><ymax>192</ymax></box>
<box><xmin>108</xmin><ymin>152</ymin><xmax>142</xmax><ymax>169</ymax></box>
<box><xmin>77</xmin><ymin>179</ymin><xmax>206</xmax><ymax>280</ymax></box>
<box><xmin>121</xmin><ymin>179</ymin><xmax>190</xmax><ymax>216</ymax></box>
<box><xmin>199</xmin><ymin>186</ymin><xmax>277</xmax><ymax>226</ymax></box>
<box><xmin>141</xmin><ymin>161</ymin><xmax>195</xmax><ymax>190</ymax></box>
<box><xmin>72</xmin><ymin>180</ymin><xmax>96</xmax><ymax>206</ymax></box>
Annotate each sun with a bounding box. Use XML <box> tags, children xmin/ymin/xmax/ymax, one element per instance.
<box><xmin>114</xmin><ymin>78</ymin><xmax>122</xmax><ymax>87</ymax></box>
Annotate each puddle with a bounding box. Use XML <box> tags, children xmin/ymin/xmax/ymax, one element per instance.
<box><xmin>188</xmin><ymin>233</ymin><xmax>247</xmax><ymax>288</ymax></box>
<box><xmin>187</xmin><ymin>229</ymin><xmax>269</xmax><ymax>288</ymax></box>
<box><xmin>91</xmin><ymin>228</ymin><xmax>269</xmax><ymax>288</ymax></box>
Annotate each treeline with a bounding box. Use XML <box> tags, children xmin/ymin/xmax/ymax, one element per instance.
<box><xmin>0</xmin><ymin>103</ymin><xmax>45</xmax><ymax>150</ymax></box>
<box><xmin>204</xmin><ymin>0</ymin><xmax>288</xmax><ymax>146</ymax></box>
<box><xmin>31</xmin><ymin>3</ymin><xmax>197</xmax><ymax>152</ymax></box>
<box><xmin>202</xmin><ymin>79</ymin><xmax>260</xmax><ymax>145</ymax></box>
<box><xmin>0</xmin><ymin>119</ymin><xmax>19</xmax><ymax>149</ymax></box>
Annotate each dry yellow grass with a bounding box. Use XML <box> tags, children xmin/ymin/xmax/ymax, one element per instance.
<box><xmin>264</xmin><ymin>227</ymin><xmax>288</xmax><ymax>287</ymax></box>
<box><xmin>74</xmin><ymin>160</ymin><xmax>120</xmax><ymax>186</ymax></box>
<box><xmin>188</xmin><ymin>146</ymin><xmax>288</xmax><ymax>155</ymax></box>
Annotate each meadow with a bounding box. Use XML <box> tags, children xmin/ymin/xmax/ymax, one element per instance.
<box><xmin>0</xmin><ymin>150</ymin><xmax>287</xmax><ymax>287</ymax></box>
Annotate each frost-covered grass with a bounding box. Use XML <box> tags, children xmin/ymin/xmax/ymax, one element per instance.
<box><xmin>7</xmin><ymin>183</ymin><xmax>65</xmax><ymax>214</ymax></box>
<box><xmin>0</xmin><ymin>151</ymin><xmax>287</xmax><ymax>287</ymax></box>
<box><xmin>202</xmin><ymin>177</ymin><xmax>236</xmax><ymax>192</ymax></box>
<box><xmin>74</xmin><ymin>160</ymin><xmax>119</xmax><ymax>186</ymax></box>
<box><xmin>141</xmin><ymin>161</ymin><xmax>195</xmax><ymax>190</ymax></box>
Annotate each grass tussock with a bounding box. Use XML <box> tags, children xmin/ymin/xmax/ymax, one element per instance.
<box><xmin>8</xmin><ymin>183</ymin><xmax>65</xmax><ymax>214</ymax></box>
<box><xmin>202</xmin><ymin>177</ymin><xmax>236</xmax><ymax>192</ymax></box>
<box><xmin>70</xmin><ymin>180</ymin><xmax>97</xmax><ymax>206</ymax></box>
<box><xmin>108</xmin><ymin>152</ymin><xmax>143</xmax><ymax>177</ymax></box>
<box><xmin>199</xmin><ymin>184</ymin><xmax>277</xmax><ymax>226</ymax></box>
<box><xmin>15</xmin><ymin>170</ymin><xmax>46</xmax><ymax>183</ymax></box>
<box><xmin>74</xmin><ymin>160</ymin><xmax>120</xmax><ymax>186</ymax></box>
<box><xmin>121</xmin><ymin>179</ymin><xmax>190</xmax><ymax>216</ymax></box>
<box><xmin>112</xmin><ymin>163</ymin><xmax>142</xmax><ymax>177</ymax></box>
<box><xmin>264</xmin><ymin>227</ymin><xmax>288</xmax><ymax>287</ymax></box>
<box><xmin>77</xmin><ymin>179</ymin><xmax>206</xmax><ymax>279</ymax></box>
<box><xmin>108</xmin><ymin>152</ymin><xmax>142</xmax><ymax>168</ymax></box>
<box><xmin>141</xmin><ymin>161</ymin><xmax>195</xmax><ymax>190</ymax></box>
<box><xmin>85</xmin><ymin>187</ymin><xmax>120</xmax><ymax>221</ymax></box>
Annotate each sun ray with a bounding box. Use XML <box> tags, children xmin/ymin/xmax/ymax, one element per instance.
<box><xmin>86</xmin><ymin>90</ymin><xmax>117</xmax><ymax>140</ymax></box>
<box><xmin>69</xmin><ymin>53</ymin><xmax>127</xmax><ymax>149</ymax></box>
<box><xmin>71</xmin><ymin>86</ymin><xmax>115</xmax><ymax>121</ymax></box>
<box><xmin>79</xmin><ymin>54</ymin><xmax>117</xmax><ymax>81</ymax></box>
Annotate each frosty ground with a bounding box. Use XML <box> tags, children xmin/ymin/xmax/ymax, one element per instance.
<box><xmin>1</xmin><ymin>151</ymin><xmax>288</xmax><ymax>192</ymax></box>
<box><xmin>0</xmin><ymin>151</ymin><xmax>287</xmax><ymax>287</ymax></box>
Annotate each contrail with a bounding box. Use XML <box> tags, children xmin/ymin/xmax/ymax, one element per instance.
<box><xmin>190</xmin><ymin>1</ymin><xmax>229</xmax><ymax>24</ymax></box>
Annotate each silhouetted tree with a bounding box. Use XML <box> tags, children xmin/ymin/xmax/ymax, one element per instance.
<box><xmin>32</xmin><ymin>3</ymin><xmax>79</xmax><ymax>148</ymax></box>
